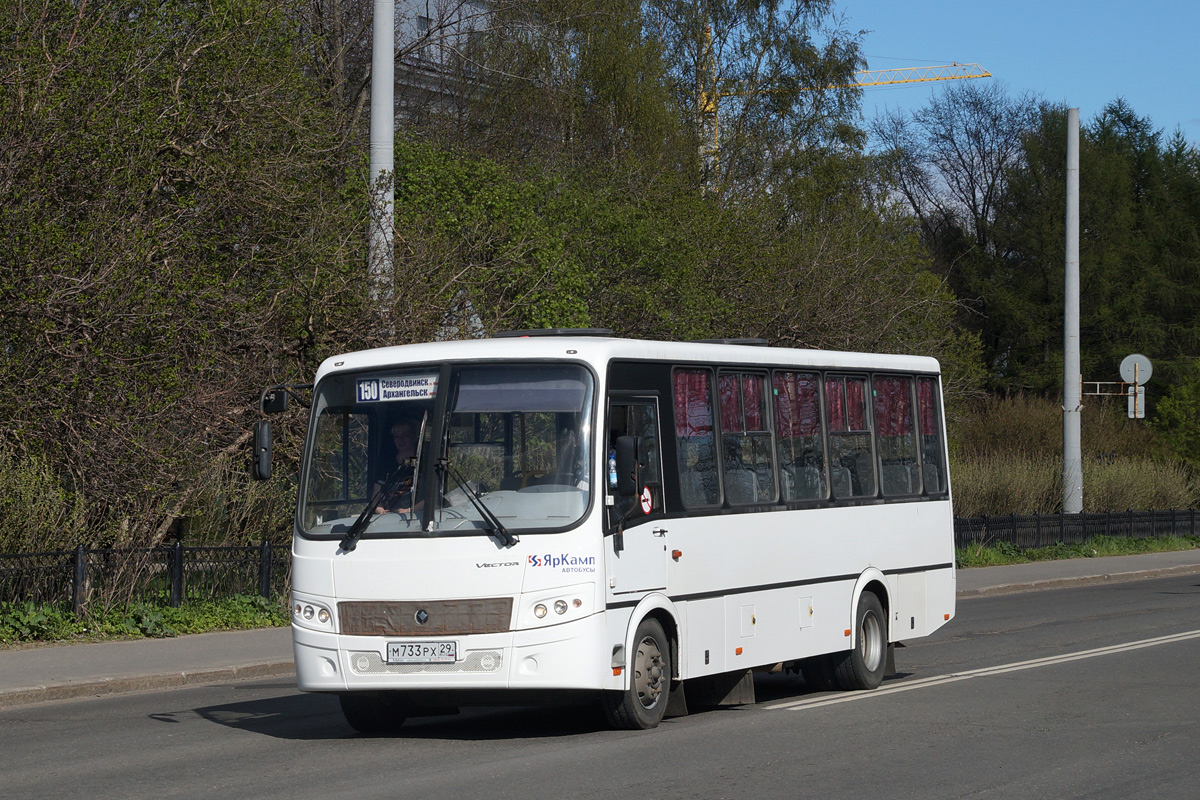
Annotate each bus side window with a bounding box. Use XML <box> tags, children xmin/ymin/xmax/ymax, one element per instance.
<box><xmin>917</xmin><ymin>377</ymin><xmax>947</xmax><ymax>494</ymax></box>
<box><xmin>825</xmin><ymin>376</ymin><xmax>875</xmax><ymax>500</ymax></box>
<box><xmin>873</xmin><ymin>375</ymin><xmax>920</xmax><ymax>496</ymax></box>
<box><xmin>773</xmin><ymin>371</ymin><xmax>827</xmax><ymax>501</ymax></box>
<box><xmin>673</xmin><ymin>369</ymin><xmax>720</xmax><ymax>508</ymax></box>
<box><xmin>718</xmin><ymin>371</ymin><xmax>776</xmax><ymax>505</ymax></box>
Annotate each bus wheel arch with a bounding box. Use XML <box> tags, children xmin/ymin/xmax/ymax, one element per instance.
<box><xmin>604</xmin><ymin>601</ymin><xmax>679</xmax><ymax>730</ymax></box>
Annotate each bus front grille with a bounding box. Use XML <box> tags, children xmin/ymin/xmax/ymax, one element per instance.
<box><xmin>338</xmin><ymin>598</ymin><xmax>513</xmax><ymax>636</ymax></box>
<box><xmin>347</xmin><ymin>650</ymin><xmax>504</xmax><ymax>675</ymax></box>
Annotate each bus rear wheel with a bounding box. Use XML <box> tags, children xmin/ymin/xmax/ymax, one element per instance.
<box><xmin>603</xmin><ymin>617</ymin><xmax>671</xmax><ymax>730</ymax></box>
<box><xmin>338</xmin><ymin>691</ymin><xmax>409</xmax><ymax>734</ymax></box>
<box><xmin>833</xmin><ymin>592</ymin><xmax>887</xmax><ymax>691</ymax></box>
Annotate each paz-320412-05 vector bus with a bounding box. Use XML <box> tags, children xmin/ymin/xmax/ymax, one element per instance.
<box><xmin>253</xmin><ymin>330</ymin><xmax>955</xmax><ymax>731</ymax></box>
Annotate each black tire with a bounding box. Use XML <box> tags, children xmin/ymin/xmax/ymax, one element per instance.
<box><xmin>338</xmin><ymin>692</ymin><xmax>409</xmax><ymax>734</ymax></box>
<box><xmin>832</xmin><ymin>592</ymin><xmax>887</xmax><ymax>691</ymax></box>
<box><xmin>602</xmin><ymin>617</ymin><xmax>671</xmax><ymax>730</ymax></box>
<box><xmin>799</xmin><ymin>653</ymin><xmax>837</xmax><ymax>691</ymax></box>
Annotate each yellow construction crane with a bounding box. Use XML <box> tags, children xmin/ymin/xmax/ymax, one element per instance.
<box><xmin>697</xmin><ymin>27</ymin><xmax>992</xmax><ymax>181</ymax></box>
<box><xmin>846</xmin><ymin>62</ymin><xmax>991</xmax><ymax>88</ymax></box>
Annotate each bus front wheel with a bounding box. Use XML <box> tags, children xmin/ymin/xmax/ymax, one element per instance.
<box><xmin>338</xmin><ymin>691</ymin><xmax>409</xmax><ymax>734</ymax></box>
<box><xmin>603</xmin><ymin>617</ymin><xmax>671</xmax><ymax>730</ymax></box>
<box><xmin>833</xmin><ymin>592</ymin><xmax>887</xmax><ymax>691</ymax></box>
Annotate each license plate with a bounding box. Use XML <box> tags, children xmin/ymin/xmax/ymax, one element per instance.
<box><xmin>386</xmin><ymin>641</ymin><xmax>457</xmax><ymax>664</ymax></box>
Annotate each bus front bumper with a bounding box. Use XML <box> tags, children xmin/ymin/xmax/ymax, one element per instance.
<box><xmin>292</xmin><ymin>612</ymin><xmax>609</xmax><ymax>693</ymax></box>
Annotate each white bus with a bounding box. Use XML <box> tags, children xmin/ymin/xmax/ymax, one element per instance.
<box><xmin>258</xmin><ymin>330</ymin><xmax>955</xmax><ymax>731</ymax></box>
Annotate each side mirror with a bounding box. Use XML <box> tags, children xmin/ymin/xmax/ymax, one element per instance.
<box><xmin>615</xmin><ymin>435</ymin><xmax>640</xmax><ymax>498</ymax></box>
<box><xmin>252</xmin><ymin>420</ymin><xmax>273</xmax><ymax>481</ymax></box>
<box><xmin>261</xmin><ymin>387</ymin><xmax>289</xmax><ymax>414</ymax></box>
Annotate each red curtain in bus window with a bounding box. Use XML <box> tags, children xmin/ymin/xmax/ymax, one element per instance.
<box><xmin>874</xmin><ymin>377</ymin><xmax>913</xmax><ymax>436</ymax></box>
<box><xmin>773</xmin><ymin>373</ymin><xmax>797</xmax><ymax>436</ymax></box>
<box><xmin>775</xmin><ymin>373</ymin><xmax>820</xmax><ymax>436</ymax></box>
<box><xmin>743</xmin><ymin>375</ymin><xmax>765</xmax><ymax>432</ymax></box>
<box><xmin>674</xmin><ymin>370</ymin><xmax>713</xmax><ymax>437</ymax></box>
<box><xmin>825</xmin><ymin>377</ymin><xmax>847</xmax><ymax>432</ymax></box>
<box><xmin>917</xmin><ymin>377</ymin><xmax>938</xmax><ymax>435</ymax></box>
<box><xmin>718</xmin><ymin>374</ymin><xmax>741</xmax><ymax>432</ymax></box>
<box><xmin>846</xmin><ymin>378</ymin><xmax>866</xmax><ymax>430</ymax></box>
<box><xmin>796</xmin><ymin>374</ymin><xmax>819</xmax><ymax>435</ymax></box>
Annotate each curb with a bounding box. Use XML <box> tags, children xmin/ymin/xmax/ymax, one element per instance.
<box><xmin>956</xmin><ymin>562</ymin><xmax>1200</xmax><ymax>599</ymax></box>
<box><xmin>0</xmin><ymin>660</ymin><xmax>295</xmax><ymax>709</ymax></box>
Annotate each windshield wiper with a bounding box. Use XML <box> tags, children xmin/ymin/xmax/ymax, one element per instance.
<box><xmin>440</xmin><ymin>459</ymin><xmax>518</xmax><ymax>548</ymax></box>
<box><xmin>338</xmin><ymin>463</ymin><xmax>410</xmax><ymax>553</ymax></box>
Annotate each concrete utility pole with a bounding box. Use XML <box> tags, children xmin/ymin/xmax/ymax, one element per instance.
<box><xmin>1063</xmin><ymin>108</ymin><xmax>1083</xmax><ymax>514</ymax></box>
<box><xmin>368</xmin><ymin>0</ymin><xmax>395</xmax><ymax>303</ymax></box>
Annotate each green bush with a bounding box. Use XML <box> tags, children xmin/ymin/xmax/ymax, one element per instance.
<box><xmin>957</xmin><ymin>534</ymin><xmax>1200</xmax><ymax>568</ymax></box>
<box><xmin>0</xmin><ymin>595</ymin><xmax>288</xmax><ymax>645</ymax></box>
<box><xmin>0</xmin><ymin>601</ymin><xmax>77</xmax><ymax>642</ymax></box>
<box><xmin>0</xmin><ymin>449</ymin><xmax>85</xmax><ymax>552</ymax></box>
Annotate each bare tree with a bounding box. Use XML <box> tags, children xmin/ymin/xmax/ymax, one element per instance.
<box><xmin>872</xmin><ymin>81</ymin><xmax>1041</xmax><ymax>250</ymax></box>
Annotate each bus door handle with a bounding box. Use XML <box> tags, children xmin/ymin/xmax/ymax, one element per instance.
<box><xmin>651</xmin><ymin>528</ymin><xmax>667</xmax><ymax>537</ymax></box>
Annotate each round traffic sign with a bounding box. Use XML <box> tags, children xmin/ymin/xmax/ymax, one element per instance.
<box><xmin>1120</xmin><ymin>354</ymin><xmax>1153</xmax><ymax>384</ymax></box>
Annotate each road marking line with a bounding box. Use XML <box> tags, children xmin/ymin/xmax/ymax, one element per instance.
<box><xmin>764</xmin><ymin>628</ymin><xmax>1200</xmax><ymax>712</ymax></box>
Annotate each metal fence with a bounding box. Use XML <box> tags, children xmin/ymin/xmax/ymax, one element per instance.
<box><xmin>3</xmin><ymin>512</ymin><xmax>1197</xmax><ymax>610</ymax></box>
<box><xmin>955</xmin><ymin>509</ymin><xmax>1199</xmax><ymax>550</ymax></box>
<box><xmin>0</xmin><ymin>541</ymin><xmax>290</xmax><ymax>613</ymax></box>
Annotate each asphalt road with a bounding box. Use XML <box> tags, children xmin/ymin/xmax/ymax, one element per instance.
<box><xmin>4</xmin><ymin>573</ymin><xmax>1199</xmax><ymax>800</ymax></box>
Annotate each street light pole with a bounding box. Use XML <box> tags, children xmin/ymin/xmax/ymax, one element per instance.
<box><xmin>1063</xmin><ymin>108</ymin><xmax>1083</xmax><ymax>514</ymax></box>
<box><xmin>369</xmin><ymin>0</ymin><xmax>395</xmax><ymax>305</ymax></box>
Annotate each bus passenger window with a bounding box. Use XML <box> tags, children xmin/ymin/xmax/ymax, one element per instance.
<box><xmin>673</xmin><ymin>370</ymin><xmax>719</xmax><ymax>508</ymax></box>
<box><xmin>825</xmin><ymin>376</ymin><xmax>875</xmax><ymax>499</ymax></box>
<box><xmin>773</xmin><ymin>371</ymin><xmax>826</xmax><ymax>501</ymax></box>
<box><xmin>917</xmin><ymin>377</ymin><xmax>947</xmax><ymax>494</ymax></box>
<box><xmin>718</xmin><ymin>372</ymin><xmax>776</xmax><ymax>505</ymax></box>
<box><xmin>873</xmin><ymin>375</ymin><xmax>919</xmax><ymax>496</ymax></box>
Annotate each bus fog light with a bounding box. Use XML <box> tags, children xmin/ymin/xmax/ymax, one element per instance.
<box><xmin>554</xmin><ymin>600</ymin><xmax>568</xmax><ymax>615</ymax></box>
<box><xmin>534</xmin><ymin>604</ymin><xmax>548</xmax><ymax>619</ymax></box>
<box><xmin>317</xmin><ymin>609</ymin><xmax>330</xmax><ymax>624</ymax></box>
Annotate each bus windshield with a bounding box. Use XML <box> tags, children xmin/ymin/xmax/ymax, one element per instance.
<box><xmin>299</xmin><ymin>362</ymin><xmax>594</xmax><ymax>539</ymax></box>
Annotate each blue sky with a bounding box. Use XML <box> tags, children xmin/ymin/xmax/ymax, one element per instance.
<box><xmin>842</xmin><ymin>1</ymin><xmax>1199</xmax><ymax>143</ymax></box>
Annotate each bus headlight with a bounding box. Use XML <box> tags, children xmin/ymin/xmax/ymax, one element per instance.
<box><xmin>521</xmin><ymin>584</ymin><xmax>595</xmax><ymax>628</ymax></box>
<box><xmin>292</xmin><ymin>596</ymin><xmax>334</xmax><ymax>631</ymax></box>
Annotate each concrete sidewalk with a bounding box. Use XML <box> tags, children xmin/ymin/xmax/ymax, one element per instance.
<box><xmin>4</xmin><ymin>549</ymin><xmax>1200</xmax><ymax>709</ymax></box>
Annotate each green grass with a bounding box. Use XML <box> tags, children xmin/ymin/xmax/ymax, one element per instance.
<box><xmin>957</xmin><ymin>535</ymin><xmax>1200</xmax><ymax>568</ymax></box>
<box><xmin>0</xmin><ymin>594</ymin><xmax>289</xmax><ymax>646</ymax></box>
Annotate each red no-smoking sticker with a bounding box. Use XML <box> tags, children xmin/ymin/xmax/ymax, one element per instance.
<box><xmin>639</xmin><ymin>487</ymin><xmax>653</xmax><ymax>514</ymax></box>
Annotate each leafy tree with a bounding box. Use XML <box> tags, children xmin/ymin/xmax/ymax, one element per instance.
<box><xmin>877</xmin><ymin>86</ymin><xmax>1200</xmax><ymax>403</ymax></box>
<box><xmin>385</xmin><ymin>138</ymin><xmax>983</xmax><ymax>402</ymax></box>
<box><xmin>0</xmin><ymin>0</ymin><xmax>361</xmax><ymax>547</ymax></box>
<box><xmin>646</xmin><ymin>0</ymin><xmax>864</xmax><ymax>193</ymax></box>
<box><xmin>991</xmin><ymin>101</ymin><xmax>1200</xmax><ymax>395</ymax></box>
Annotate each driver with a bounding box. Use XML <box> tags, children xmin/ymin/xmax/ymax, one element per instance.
<box><xmin>374</xmin><ymin>419</ymin><xmax>418</xmax><ymax>513</ymax></box>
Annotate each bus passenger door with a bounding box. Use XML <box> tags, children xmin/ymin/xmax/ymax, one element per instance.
<box><xmin>605</xmin><ymin>397</ymin><xmax>668</xmax><ymax>594</ymax></box>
